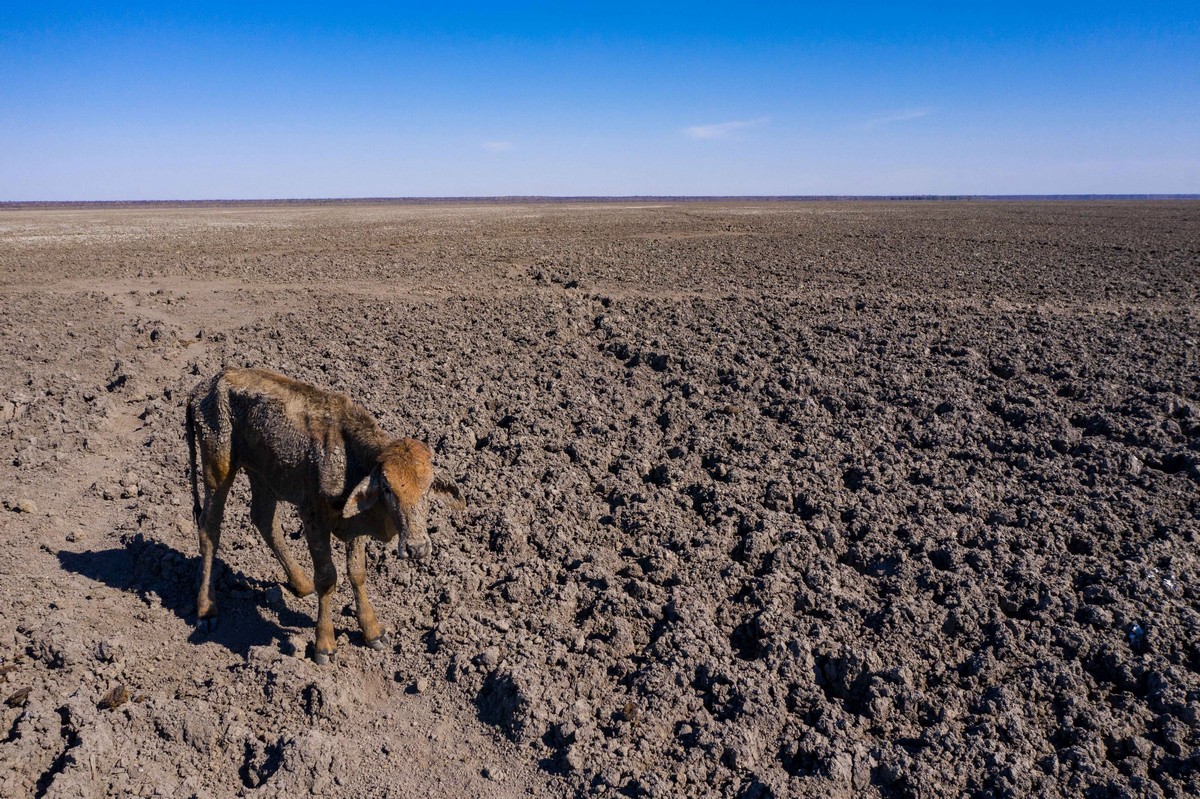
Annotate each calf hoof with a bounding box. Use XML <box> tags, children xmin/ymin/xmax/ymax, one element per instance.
<box><xmin>312</xmin><ymin>650</ymin><xmax>334</xmax><ymax>666</ymax></box>
<box><xmin>196</xmin><ymin>616</ymin><xmax>218</xmax><ymax>634</ymax></box>
<box><xmin>284</xmin><ymin>580</ymin><xmax>314</xmax><ymax>599</ymax></box>
<box><xmin>365</xmin><ymin>633</ymin><xmax>390</xmax><ymax>651</ymax></box>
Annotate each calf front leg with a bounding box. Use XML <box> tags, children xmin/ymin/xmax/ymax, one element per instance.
<box><xmin>304</xmin><ymin>517</ymin><xmax>338</xmax><ymax>664</ymax></box>
<box><xmin>249</xmin><ymin>482</ymin><xmax>313</xmax><ymax>598</ymax></box>
<box><xmin>346</xmin><ymin>536</ymin><xmax>386</xmax><ymax>650</ymax></box>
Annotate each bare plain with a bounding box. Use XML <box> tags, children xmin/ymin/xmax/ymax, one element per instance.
<box><xmin>0</xmin><ymin>200</ymin><xmax>1198</xmax><ymax>798</ymax></box>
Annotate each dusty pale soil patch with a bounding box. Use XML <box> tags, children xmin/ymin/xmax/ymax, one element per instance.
<box><xmin>0</xmin><ymin>200</ymin><xmax>1198</xmax><ymax>798</ymax></box>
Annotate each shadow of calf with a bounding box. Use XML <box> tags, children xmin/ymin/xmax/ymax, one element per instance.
<box><xmin>57</xmin><ymin>533</ymin><xmax>313</xmax><ymax>658</ymax></box>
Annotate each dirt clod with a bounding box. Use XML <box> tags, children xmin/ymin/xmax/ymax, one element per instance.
<box><xmin>97</xmin><ymin>684</ymin><xmax>129</xmax><ymax>710</ymax></box>
<box><xmin>4</xmin><ymin>687</ymin><xmax>30</xmax><ymax>707</ymax></box>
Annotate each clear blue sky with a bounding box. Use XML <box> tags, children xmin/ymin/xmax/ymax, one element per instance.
<box><xmin>2</xmin><ymin>3</ymin><xmax>1198</xmax><ymax>199</ymax></box>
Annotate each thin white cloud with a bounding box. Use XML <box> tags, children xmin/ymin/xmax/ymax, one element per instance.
<box><xmin>684</xmin><ymin>117</ymin><xmax>768</xmax><ymax>140</ymax></box>
<box><xmin>483</xmin><ymin>141</ymin><xmax>514</xmax><ymax>152</ymax></box>
<box><xmin>861</xmin><ymin>108</ymin><xmax>931</xmax><ymax>130</ymax></box>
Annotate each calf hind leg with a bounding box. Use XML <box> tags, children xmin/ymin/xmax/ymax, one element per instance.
<box><xmin>346</xmin><ymin>536</ymin><xmax>386</xmax><ymax>649</ymax></box>
<box><xmin>195</xmin><ymin>461</ymin><xmax>235</xmax><ymax>632</ymax></box>
<box><xmin>249</xmin><ymin>481</ymin><xmax>314</xmax><ymax>598</ymax></box>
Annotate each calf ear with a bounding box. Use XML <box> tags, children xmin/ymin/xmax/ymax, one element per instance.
<box><xmin>431</xmin><ymin>476</ymin><xmax>465</xmax><ymax>510</ymax></box>
<box><xmin>343</xmin><ymin>468</ymin><xmax>381</xmax><ymax>519</ymax></box>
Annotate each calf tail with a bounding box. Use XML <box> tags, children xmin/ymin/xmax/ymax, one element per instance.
<box><xmin>185</xmin><ymin>400</ymin><xmax>202</xmax><ymax>528</ymax></box>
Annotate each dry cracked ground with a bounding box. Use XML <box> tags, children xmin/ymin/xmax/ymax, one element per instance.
<box><xmin>0</xmin><ymin>200</ymin><xmax>1198</xmax><ymax>798</ymax></box>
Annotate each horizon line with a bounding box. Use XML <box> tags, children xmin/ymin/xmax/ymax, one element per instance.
<box><xmin>3</xmin><ymin>194</ymin><xmax>1199</xmax><ymax>209</ymax></box>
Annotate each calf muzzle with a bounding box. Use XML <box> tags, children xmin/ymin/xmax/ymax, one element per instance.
<box><xmin>401</xmin><ymin>532</ymin><xmax>432</xmax><ymax>559</ymax></box>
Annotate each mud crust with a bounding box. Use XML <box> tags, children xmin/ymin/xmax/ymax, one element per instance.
<box><xmin>1</xmin><ymin>200</ymin><xmax>1198</xmax><ymax>798</ymax></box>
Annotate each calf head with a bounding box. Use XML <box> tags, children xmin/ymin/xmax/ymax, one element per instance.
<box><xmin>342</xmin><ymin>438</ymin><xmax>464</xmax><ymax>558</ymax></box>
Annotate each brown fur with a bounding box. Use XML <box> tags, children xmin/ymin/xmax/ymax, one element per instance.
<box><xmin>185</xmin><ymin>367</ymin><xmax>462</xmax><ymax>662</ymax></box>
<box><xmin>379</xmin><ymin>439</ymin><xmax>434</xmax><ymax>508</ymax></box>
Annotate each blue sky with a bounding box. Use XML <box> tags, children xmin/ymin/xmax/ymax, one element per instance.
<box><xmin>2</xmin><ymin>3</ymin><xmax>1198</xmax><ymax>199</ymax></box>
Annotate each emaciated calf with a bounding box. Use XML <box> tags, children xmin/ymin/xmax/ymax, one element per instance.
<box><xmin>185</xmin><ymin>367</ymin><xmax>462</xmax><ymax>663</ymax></box>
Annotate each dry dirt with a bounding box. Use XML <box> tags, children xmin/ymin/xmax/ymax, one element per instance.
<box><xmin>0</xmin><ymin>200</ymin><xmax>1198</xmax><ymax>798</ymax></box>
